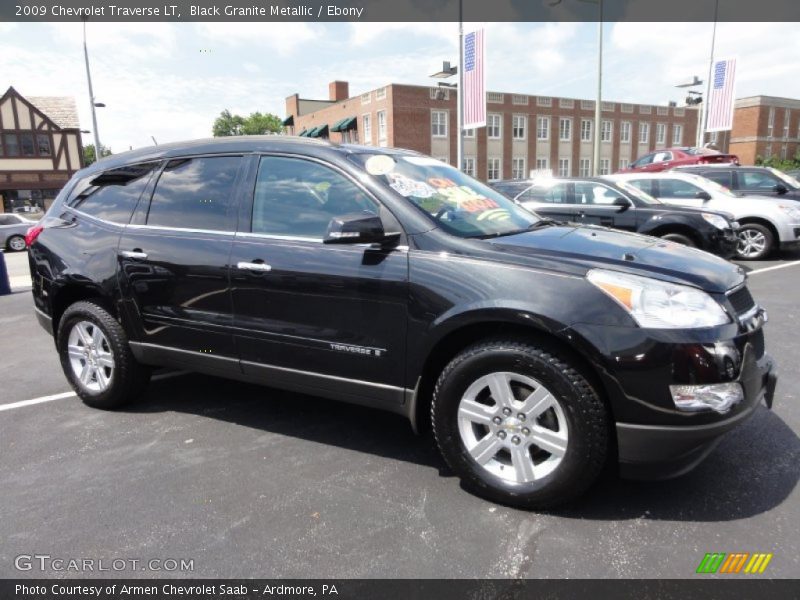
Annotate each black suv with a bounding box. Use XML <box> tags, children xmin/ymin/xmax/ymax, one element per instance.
<box><xmin>492</xmin><ymin>177</ymin><xmax>739</xmax><ymax>257</ymax></box>
<box><xmin>675</xmin><ymin>165</ymin><xmax>800</xmax><ymax>201</ymax></box>
<box><xmin>28</xmin><ymin>138</ymin><xmax>776</xmax><ymax>509</ymax></box>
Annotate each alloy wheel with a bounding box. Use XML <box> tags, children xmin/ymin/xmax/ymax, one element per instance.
<box><xmin>737</xmin><ymin>229</ymin><xmax>767</xmax><ymax>258</ymax></box>
<box><xmin>67</xmin><ymin>321</ymin><xmax>115</xmax><ymax>393</ymax></box>
<box><xmin>8</xmin><ymin>236</ymin><xmax>26</xmax><ymax>251</ymax></box>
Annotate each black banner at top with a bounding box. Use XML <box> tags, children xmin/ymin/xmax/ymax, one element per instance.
<box><xmin>2</xmin><ymin>0</ymin><xmax>800</xmax><ymax>22</ymax></box>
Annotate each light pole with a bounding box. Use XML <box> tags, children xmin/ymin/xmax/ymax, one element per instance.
<box><xmin>676</xmin><ymin>76</ymin><xmax>704</xmax><ymax>147</ymax></box>
<box><xmin>430</xmin><ymin>60</ymin><xmax>460</xmax><ymax>169</ymax></box>
<box><xmin>593</xmin><ymin>3</ymin><xmax>603</xmax><ymax>176</ymax></box>
<box><xmin>82</xmin><ymin>18</ymin><xmax>103</xmax><ymax>155</ymax></box>
<box><xmin>699</xmin><ymin>0</ymin><xmax>720</xmax><ymax>149</ymax></box>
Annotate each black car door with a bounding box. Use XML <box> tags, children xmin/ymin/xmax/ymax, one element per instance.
<box><xmin>735</xmin><ymin>169</ymin><xmax>782</xmax><ymax>196</ymax></box>
<box><xmin>117</xmin><ymin>155</ymin><xmax>245</xmax><ymax>370</ymax></box>
<box><xmin>228</xmin><ymin>154</ymin><xmax>409</xmax><ymax>409</ymax></box>
<box><xmin>573</xmin><ymin>181</ymin><xmax>638</xmax><ymax>231</ymax></box>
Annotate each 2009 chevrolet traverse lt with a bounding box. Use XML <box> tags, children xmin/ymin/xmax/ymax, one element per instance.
<box><xmin>28</xmin><ymin>137</ymin><xmax>777</xmax><ymax>508</ymax></box>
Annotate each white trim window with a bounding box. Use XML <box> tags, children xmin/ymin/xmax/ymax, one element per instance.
<box><xmin>709</xmin><ymin>131</ymin><xmax>718</xmax><ymax>143</ymax></box>
<box><xmin>559</xmin><ymin>118</ymin><xmax>572</xmax><ymax>142</ymax></box>
<box><xmin>639</xmin><ymin>122</ymin><xmax>650</xmax><ymax>144</ymax></box>
<box><xmin>361</xmin><ymin>92</ymin><xmax>371</xmax><ymax>105</ymax></box>
<box><xmin>512</xmin><ymin>157</ymin><xmax>526</xmax><ymax>179</ymax></box>
<box><xmin>599</xmin><ymin>158</ymin><xmax>610</xmax><ymax>175</ymax></box>
<box><xmin>768</xmin><ymin>108</ymin><xmax>776</xmax><ymax>138</ymax></box>
<box><xmin>512</xmin><ymin>94</ymin><xmax>529</xmax><ymax>105</ymax></box>
<box><xmin>602</xmin><ymin>101</ymin><xmax>615</xmax><ymax>112</ymax></box>
<box><xmin>581</xmin><ymin>100</ymin><xmax>595</xmax><ymax>110</ymax></box>
<box><xmin>362</xmin><ymin>114</ymin><xmax>372</xmax><ymax>145</ymax></box>
<box><xmin>488</xmin><ymin>114</ymin><xmax>502</xmax><ymax>138</ymax></box>
<box><xmin>537</xmin><ymin>96</ymin><xmax>552</xmax><ymax>107</ymax></box>
<box><xmin>620</xmin><ymin>121</ymin><xmax>631</xmax><ymax>143</ymax></box>
<box><xmin>429</xmin><ymin>87</ymin><xmax>449</xmax><ymax>100</ymax></box>
<box><xmin>512</xmin><ymin>115</ymin><xmax>526</xmax><ymax>140</ymax></box>
<box><xmin>462</xmin><ymin>156</ymin><xmax>476</xmax><ymax>177</ymax></box>
<box><xmin>781</xmin><ymin>144</ymin><xmax>788</xmax><ymax>159</ymax></box>
<box><xmin>436</xmin><ymin>156</ymin><xmax>449</xmax><ymax>164</ymax></box>
<box><xmin>784</xmin><ymin>109</ymin><xmax>791</xmax><ymax>139</ymax></box>
<box><xmin>579</xmin><ymin>158</ymin><xmax>591</xmax><ymax>177</ymax></box>
<box><xmin>619</xmin><ymin>158</ymin><xmax>630</xmax><ymax>170</ymax></box>
<box><xmin>656</xmin><ymin>123</ymin><xmax>667</xmax><ymax>145</ymax></box>
<box><xmin>672</xmin><ymin>124</ymin><xmax>683</xmax><ymax>145</ymax></box>
<box><xmin>463</xmin><ymin>128</ymin><xmax>475</xmax><ymax>138</ymax></box>
<box><xmin>657</xmin><ymin>106</ymin><xmax>669</xmax><ymax>116</ymax></box>
<box><xmin>601</xmin><ymin>120</ymin><xmax>613</xmax><ymax>143</ymax></box>
<box><xmin>580</xmin><ymin>119</ymin><xmax>592</xmax><ymax>142</ymax></box>
<box><xmin>377</xmin><ymin>110</ymin><xmax>387</xmax><ymax>143</ymax></box>
<box><xmin>487</xmin><ymin>92</ymin><xmax>504</xmax><ymax>103</ymax></box>
<box><xmin>558</xmin><ymin>157</ymin><xmax>570</xmax><ymax>177</ymax></box>
<box><xmin>431</xmin><ymin>110</ymin><xmax>447</xmax><ymax>137</ymax></box>
<box><xmin>639</xmin><ymin>106</ymin><xmax>652</xmax><ymax>115</ymax></box>
<box><xmin>559</xmin><ymin>98</ymin><xmax>575</xmax><ymax>109</ymax></box>
<box><xmin>536</xmin><ymin>157</ymin><xmax>549</xmax><ymax>170</ymax></box>
<box><xmin>537</xmin><ymin>116</ymin><xmax>550</xmax><ymax>140</ymax></box>
<box><xmin>765</xmin><ymin>144</ymin><xmax>773</xmax><ymax>158</ymax></box>
<box><xmin>487</xmin><ymin>157</ymin><xmax>501</xmax><ymax>181</ymax></box>
<box><xmin>375</xmin><ymin>87</ymin><xmax>387</xmax><ymax>100</ymax></box>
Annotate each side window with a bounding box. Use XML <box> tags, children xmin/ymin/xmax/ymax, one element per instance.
<box><xmin>67</xmin><ymin>162</ymin><xmax>159</xmax><ymax>223</ymax></box>
<box><xmin>661</xmin><ymin>178</ymin><xmax>703</xmax><ymax>199</ymax></box>
<box><xmin>741</xmin><ymin>171</ymin><xmax>779</xmax><ymax>191</ymax></box>
<box><xmin>0</xmin><ymin>215</ymin><xmax>17</xmax><ymax>225</ymax></box>
<box><xmin>633</xmin><ymin>154</ymin><xmax>654</xmax><ymax>167</ymax></box>
<box><xmin>702</xmin><ymin>170</ymin><xmax>733</xmax><ymax>188</ymax></box>
<box><xmin>574</xmin><ymin>183</ymin><xmax>619</xmax><ymax>205</ymax></box>
<box><xmin>519</xmin><ymin>183</ymin><xmax>570</xmax><ymax>204</ymax></box>
<box><xmin>252</xmin><ymin>156</ymin><xmax>378</xmax><ymax>238</ymax></box>
<box><xmin>147</xmin><ymin>156</ymin><xmax>241</xmax><ymax>231</ymax></box>
<box><xmin>652</xmin><ymin>152</ymin><xmax>672</xmax><ymax>163</ymax></box>
<box><xmin>627</xmin><ymin>179</ymin><xmax>654</xmax><ymax>196</ymax></box>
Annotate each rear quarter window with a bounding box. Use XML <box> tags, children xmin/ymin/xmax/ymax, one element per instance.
<box><xmin>67</xmin><ymin>162</ymin><xmax>160</xmax><ymax>224</ymax></box>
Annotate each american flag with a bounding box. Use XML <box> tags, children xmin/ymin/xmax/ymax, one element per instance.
<box><xmin>706</xmin><ymin>58</ymin><xmax>737</xmax><ymax>132</ymax></box>
<box><xmin>462</xmin><ymin>28</ymin><xmax>486</xmax><ymax>129</ymax></box>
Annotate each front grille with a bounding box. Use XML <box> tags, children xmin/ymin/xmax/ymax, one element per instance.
<box><xmin>752</xmin><ymin>329</ymin><xmax>765</xmax><ymax>359</ymax></box>
<box><xmin>728</xmin><ymin>285</ymin><xmax>755</xmax><ymax>316</ymax></box>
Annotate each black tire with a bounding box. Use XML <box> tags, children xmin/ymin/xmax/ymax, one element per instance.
<box><xmin>660</xmin><ymin>233</ymin><xmax>696</xmax><ymax>247</ymax></box>
<box><xmin>735</xmin><ymin>223</ymin><xmax>774</xmax><ymax>260</ymax></box>
<box><xmin>431</xmin><ymin>339</ymin><xmax>609</xmax><ymax>510</ymax></box>
<box><xmin>7</xmin><ymin>234</ymin><xmax>26</xmax><ymax>252</ymax></box>
<box><xmin>57</xmin><ymin>301</ymin><xmax>151</xmax><ymax>409</ymax></box>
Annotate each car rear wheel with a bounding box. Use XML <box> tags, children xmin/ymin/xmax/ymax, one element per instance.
<box><xmin>57</xmin><ymin>301</ymin><xmax>151</xmax><ymax>409</ymax></box>
<box><xmin>431</xmin><ymin>339</ymin><xmax>609</xmax><ymax>509</ymax></box>
<box><xmin>736</xmin><ymin>224</ymin><xmax>774</xmax><ymax>260</ymax></box>
<box><xmin>661</xmin><ymin>233</ymin><xmax>696</xmax><ymax>247</ymax></box>
<box><xmin>7</xmin><ymin>235</ymin><xmax>26</xmax><ymax>252</ymax></box>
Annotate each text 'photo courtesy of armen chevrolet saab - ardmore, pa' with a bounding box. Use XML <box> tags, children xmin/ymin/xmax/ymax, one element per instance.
<box><xmin>0</xmin><ymin>0</ymin><xmax>799</xmax><ymax>598</ymax></box>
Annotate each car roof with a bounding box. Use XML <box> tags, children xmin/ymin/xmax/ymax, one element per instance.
<box><xmin>610</xmin><ymin>172</ymin><xmax>703</xmax><ymax>180</ymax></box>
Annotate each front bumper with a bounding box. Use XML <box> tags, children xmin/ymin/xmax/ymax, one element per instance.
<box><xmin>708</xmin><ymin>227</ymin><xmax>739</xmax><ymax>259</ymax></box>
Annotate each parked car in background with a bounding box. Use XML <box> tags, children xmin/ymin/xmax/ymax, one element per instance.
<box><xmin>0</xmin><ymin>213</ymin><xmax>35</xmax><ymax>251</ymax></box>
<box><xmin>609</xmin><ymin>172</ymin><xmax>800</xmax><ymax>259</ymax></box>
<box><xmin>674</xmin><ymin>165</ymin><xmax>800</xmax><ymax>201</ymax></box>
<box><xmin>618</xmin><ymin>147</ymin><xmax>739</xmax><ymax>173</ymax></box>
<box><xmin>492</xmin><ymin>177</ymin><xmax>739</xmax><ymax>258</ymax></box>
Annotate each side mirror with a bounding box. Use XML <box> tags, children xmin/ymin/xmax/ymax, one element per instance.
<box><xmin>613</xmin><ymin>197</ymin><xmax>631</xmax><ymax>211</ymax></box>
<box><xmin>323</xmin><ymin>212</ymin><xmax>394</xmax><ymax>245</ymax></box>
<box><xmin>696</xmin><ymin>191</ymin><xmax>712</xmax><ymax>201</ymax></box>
<box><xmin>774</xmin><ymin>183</ymin><xmax>789</xmax><ymax>195</ymax></box>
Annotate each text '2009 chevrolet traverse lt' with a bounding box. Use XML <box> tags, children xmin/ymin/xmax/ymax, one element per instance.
<box><xmin>28</xmin><ymin>137</ymin><xmax>777</xmax><ymax>509</ymax></box>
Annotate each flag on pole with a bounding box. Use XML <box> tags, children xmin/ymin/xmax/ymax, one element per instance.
<box><xmin>462</xmin><ymin>27</ymin><xmax>486</xmax><ymax>129</ymax></box>
<box><xmin>706</xmin><ymin>57</ymin><xmax>737</xmax><ymax>132</ymax></box>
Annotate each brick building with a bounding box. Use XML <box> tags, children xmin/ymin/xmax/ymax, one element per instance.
<box><xmin>284</xmin><ymin>80</ymin><xmax>699</xmax><ymax>181</ymax></box>
<box><xmin>728</xmin><ymin>96</ymin><xmax>800</xmax><ymax>165</ymax></box>
<box><xmin>0</xmin><ymin>86</ymin><xmax>84</xmax><ymax>215</ymax></box>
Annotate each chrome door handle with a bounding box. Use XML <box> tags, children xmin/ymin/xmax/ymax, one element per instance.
<box><xmin>120</xmin><ymin>250</ymin><xmax>148</xmax><ymax>259</ymax></box>
<box><xmin>237</xmin><ymin>261</ymin><xmax>272</xmax><ymax>272</ymax></box>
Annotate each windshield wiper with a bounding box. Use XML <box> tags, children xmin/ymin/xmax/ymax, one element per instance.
<box><xmin>472</xmin><ymin>218</ymin><xmax>560</xmax><ymax>239</ymax></box>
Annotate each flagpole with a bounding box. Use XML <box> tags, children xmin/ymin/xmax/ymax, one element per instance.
<box><xmin>699</xmin><ymin>0</ymin><xmax>719</xmax><ymax>148</ymax></box>
<box><xmin>457</xmin><ymin>0</ymin><xmax>464</xmax><ymax>172</ymax></box>
<box><xmin>592</xmin><ymin>0</ymin><xmax>603</xmax><ymax>176</ymax></box>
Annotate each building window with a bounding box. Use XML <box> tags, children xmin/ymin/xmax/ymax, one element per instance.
<box><xmin>436</xmin><ymin>156</ymin><xmax>449</xmax><ymax>164</ymax></box>
<box><xmin>487</xmin><ymin>157</ymin><xmax>501</xmax><ymax>181</ymax></box>
<box><xmin>377</xmin><ymin>110</ymin><xmax>387</xmax><ymax>143</ymax></box>
<box><xmin>375</xmin><ymin>87</ymin><xmax>387</xmax><ymax>100</ymax></box>
<box><xmin>781</xmin><ymin>144</ymin><xmax>788</xmax><ymax>159</ymax></box>
<box><xmin>559</xmin><ymin>118</ymin><xmax>572</xmax><ymax>141</ymax></box>
<box><xmin>559</xmin><ymin>98</ymin><xmax>575</xmax><ymax>109</ymax></box>
<box><xmin>362</xmin><ymin>114</ymin><xmax>372</xmax><ymax>145</ymax></box>
<box><xmin>463</xmin><ymin>128</ymin><xmax>475</xmax><ymax>138</ymax></box>
<box><xmin>361</xmin><ymin>92</ymin><xmax>371</xmax><ymax>105</ymax></box>
<box><xmin>487</xmin><ymin>114</ymin><xmax>502</xmax><ymax>138</ymax></box>
<box><xmin>619</xmin><ymin>158</ymin><xmax>630</xmax><ymax>170</ymax></box>
<box><xmin>639</xmin><ymin>122</ymin><xmax>650</xmax><ymax>144</ymax></box>
<box><xmin>512</xmin><ymin>94</ymin><xmax>529</xmax><ymax>105</ymax></box>
<box><xmin>558</xmin><ymin>158</ymin><xmax>570</xmax><ymax>177</ymax></box>
<box><xmin>768</xmin><ymin>108</ymin><xmax>775</xmax><ymax>138</ymax></box>
<box><xmin>512</xmin><ymin>157</ymin><xmax>526</xmax><ymax>179</ymax></box>
<box><xmin>537</xmin><ymin>96</ymin><xmax>552</xmax><ymax>107</ymax></box>
<box><xmin>673</xmin><ymin>124</ymin><xmax>683</xmax><ymax>145</ymax></box>
<box><xmin>599</xmin><ymin>158</ymin><xmax>610</xmax><ymax>175</ymax></box>
<box><xmin>601</xmin><ymin>120</ymin><xmax>612</xmax><ymax>142</ymax></box>
<box><xmin>512</xmin><ymin>115</ymin><xmax>526</xmax><ymax>140</ymax></box>
<box><xmin>36</xmin><ymin>134</ymin><xmax>52</xmax><ymax>156</ymax></box>
<box><xmin>537</xmin><ymin>116</ymin><xmax>550</xmax><ymax>140</ymax></box>
<box><xmin>462</xmin><ymin>156</ymin><xmax>475</xmax><ymax>177</ymax></box>
<box><xmin>709</xmin><ymin>131</ymin><xmax>718</xmax><ymax>143</ymax></box>
<box><xmin>536</xmin><ymin>157</ymin><xmax>549</xmax><ymax>171</ymax></box>
<box><xmin>580</xmin><ymin>119</ymin><xmax>592</xmax><ymax>142</ymax></box>
<box><xmin>2</xmin><ymin>133</ymin><xmax>19</xmax><ymax>157</ymax></box>
<box><xmin>430</xmin><ymin>87</ymin><xmax>449</xmax><ymax>100</ymax></box>
<box><xmin>764</xmin><ymin>144</ymin><xmax>773</xmax><ymax>158</ymax></box>
<box><xmin>657</xmin><ymin>107</ymin><xmax>669</xmax><ymax>116</ymax></box>
<box><xmin>656</xmin><ymin>123</ymin><xmax>666</xmax><ymax>145</ymax></box>
<box><xmin>784</xmin><ymin>109</ymin><xmax>791</xmax><ymax>138</ymax></box>
<box><xmin>487</xmin><ymin>92</ymin><xmax>504</xmax><ymax>103</ymax></box>
<box><xmin>620</xmin><ymin>121</ymin><xmax>631</xmax><ymax>143</ymax></box>
<box><xmin>674</xmin><ymin>107</ymin><xmax>685</xmax><ymax>117</ymax></box>
<box><xmin>602</xmin><ymin>101</ymin><xmax>615</xmax><ymax>112</ymax></box>
<box><xmin>639</xmin><ymin>106</ymin><xmax>652</xmax><ymax>115</ymax></box>
<box><xmin>581</xmin><ymin>100</ymin><xmax>595</xmax><ymax>110</ymax></box>
<box><xmin>431</xmin><ymin>110</ymin><xmax>447</xmax><ymax>137</ymax></box>
<box><xmin>621</xmin><ymin>104</ymin><xmax>634</xmax><ymax>114</ymax></box>
<box><xmin>579</xmin><ymin>158</ymin><xmax>591</xmax><ymax>177</ymax></box>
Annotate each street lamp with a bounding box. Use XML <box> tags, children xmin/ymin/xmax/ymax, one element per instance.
<box><xmin>676</xmin><ymin>77</ymin><xmax>705</xmax><ymax>147</ymax></box>
<box><xmin>429</xmin><ymin>59</ymin><xmax>463</xmax><ymax>170</ymax></box>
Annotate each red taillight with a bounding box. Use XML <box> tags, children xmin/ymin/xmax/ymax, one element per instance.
<box><xmin>25</xmin><ymin>225</ymin><xmax>44</xmax><ymax>248</ymax></box>
<box><xmin>698</xmin><ymin>157</ymin><xmax>711</xmax><ymax>164</ymax></box>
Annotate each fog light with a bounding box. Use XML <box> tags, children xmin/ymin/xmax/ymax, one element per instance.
<box><xmin>670</xmin><ymin>382</ymin><xmax>744</xmax><ymax>414</ymax></box>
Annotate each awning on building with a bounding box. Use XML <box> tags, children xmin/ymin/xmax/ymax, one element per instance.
<box><xmin>297</xmin><ymin>129</ymin><xmax>309</xmax><ymax>137</ymax></box>
<box><xmin>282</xmin><ymin>115</ymin><xmax>294</xmax><ymax>127</ymax></box>
<box><xmin>307</xmin><ymin>124</ymin><xmax>329</xmax><ymax>138</ymax></box>
<box><xmin>330</xmin><ymin>116</ymin><xmax>356</xmax><ymax>132</ymax></box>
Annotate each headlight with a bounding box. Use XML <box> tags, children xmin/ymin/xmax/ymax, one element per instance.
<box><xmin>778</xmin><ymin>204</ymin><xmax>800</xmax><ymax>220</ymax></box>
<box><xmin>701</xmin><ymin>212</ymin><xmax>729</xmax><ymax>230</ymax></box>
<box><xmin>587</xmin><ymin>269</ymin><xmax>730</xmax><ymax>328</ymax></box>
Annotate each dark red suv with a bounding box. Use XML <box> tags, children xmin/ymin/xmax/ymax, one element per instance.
<box><xmin>619</xmin><ymin>147</ymin><xmax>739</xmax><ymax>173</ymax></box>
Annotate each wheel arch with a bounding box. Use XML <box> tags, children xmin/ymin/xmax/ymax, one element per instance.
<box><xmin>51</xmin><ymin>283</ymin><xmax>118</xmax><ymax>343</ymax></box>
<box><xmin>643</xmin><ymin>219</ymin><xmax>702</xmax><ymax>246</ymax></box>
<box><xmin>737</xmin><ymin>216</ymin><xmax>779</xmax><ymax>243</ymax></box>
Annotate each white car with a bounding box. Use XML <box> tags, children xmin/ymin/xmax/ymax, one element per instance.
<box><xmin>607</xmin><ymin>172</ymin><xmax>800</xmax><ymax>260</ymax></box>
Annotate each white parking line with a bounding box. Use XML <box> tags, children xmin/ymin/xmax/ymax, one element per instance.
<box><xmin>0</xmin><ymin>371</ymin><xmax>188</xmax><ymax>413</ymax></box>
<box><xmin>748</xmin><ymin>260</ymin><xmax>800</xmax><ymax>276</ymax></box>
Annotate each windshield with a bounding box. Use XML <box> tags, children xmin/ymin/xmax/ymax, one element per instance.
<box><xmin>349</xmin><ymin>154</ymin><xmax>542</xmax><ymax>238</ymax></box>
<box><xmin>769</xmin><ymin>167</ymin><xmax>800</xmax><ymax>189</ymax></box>
<box><xmin>614</xmin><ymin>180</ymin><xmax>662</xmax><ymax>204</ymax></box>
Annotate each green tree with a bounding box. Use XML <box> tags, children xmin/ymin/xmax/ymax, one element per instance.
<box><xmin>754</xmin><ymin>152</ymin><xmax>800</xmax><ymax>172</ymax></box>
<box><xmin>83</xmin><ymin>143</ymin><xmax>112</xmax><ymax>166</ymax></box>
<box><xmin>212</xmin><ymin>109</ymin><xmax>283</xmax><ymax>136</ymax></box>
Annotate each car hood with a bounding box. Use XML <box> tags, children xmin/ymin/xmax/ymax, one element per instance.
<box><xmin>486</xmin><ymin>224</ymin><xmax>744</xmax><ymax>293</ymax></box>
<box><xmin>645</xmin><ymin>203</ymin><xmax>735</xmax><ymax>221</ymax></box>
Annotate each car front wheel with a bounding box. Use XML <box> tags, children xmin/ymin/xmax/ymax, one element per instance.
<box><xmin>431</xmin><ymin>339</ymin><xmax>609</xmax><ymax>509</ymax></box>
<box><xmin>736</xmin><ymin>224</ymin><xmax>774</xmax><ymax>260</ymax></box>
<box><xmin>7</xmin><ymin>234</ymin><xmax>26</xmax><ymax>252</ymax></box>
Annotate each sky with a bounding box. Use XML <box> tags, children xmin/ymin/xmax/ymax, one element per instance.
<box><xmin>1</xmin><ymin>21</ymin><xmax>799</xmax><ymax>153</ymax></box>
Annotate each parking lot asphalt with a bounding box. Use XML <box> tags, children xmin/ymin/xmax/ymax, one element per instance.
<box><xmin>1</xmin><ymin>250</ymin><xmax>798</xmax><ymax>579</ymax></box>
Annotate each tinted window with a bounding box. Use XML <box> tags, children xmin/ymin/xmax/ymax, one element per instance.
<box><xmin>574</xmin><ymin>182</ymin><xmax>622</xmax><ymax>205</ymax></box>
<box><xmin>147</xmin><ymin>157</ymin><xmax>241</xmax><ymax>231</ymax></box>
<box><xmin>0</xmin><ymin>215</ymin><xmax>21</xmax><ymax>225</ymax></box>
<box><xmin>659</xmin><ymin>178</ymin><xmax>704</xmax><ymax>199</ymax></box>
<box><xmin>626</xmin><ymin>179</ymin><xmax>655</xmax><ymax>196</ymax></box>
<box><xmin>252</xmin><ymin>156</ymin><xmax>378</xmax><ymax>238</ymax></box>
<box><xmin>519</xmin><ymin>183</ymin><xmax>570</xmax><ymax>204</ymax></box>
<box><xmin>67</xmin><ymin>162</ymin><xmax>159</xmax><ymax>223</ymax></box>
<box><xmin>633</xmin><ymin>154</ymin><xmax>654</xmax><ymax>167</ymax></box>
<box><xmin>700</xmin><ymin>170</ymin><xmax>733</xmax><ymax>187</ymax></box>
<box><xmin>741</xmin><ymin>170</ymin><xmax>780</xmax><ymax>191</ymax></box>
<box><xmin>492</xmin><ymin>182</ymin><xmax>531</xmax><ymax>199</ymax></box>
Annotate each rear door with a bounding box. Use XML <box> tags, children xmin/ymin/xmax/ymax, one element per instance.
<box><xmin>645</xmin><ymin>177</ymin><xmax>707</xmax><ymax>208</ymax></box>
<box><xmin>118</xmin><ymin>155</ymin><xmax>245</xmax><ymax>370</ymax></box>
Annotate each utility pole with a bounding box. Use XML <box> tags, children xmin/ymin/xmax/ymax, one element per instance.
<box><xmin>699</xmin><ymin>0</ymin><xmax>720</xmax><ymax>148</ymax></box>
<box><xmin>457</xmin><ymin>0</ymin><xmax>464</xmax><ymax>173</ymax></box>
<box><xmin>592</xmin><ymin>0</ymin><xmax>603</xmax><ymax>175</ymax></box>
<box><xmin>82</xmin><ymin>18</ymin><xmax>102</xmax><ymax>156</ymax></box>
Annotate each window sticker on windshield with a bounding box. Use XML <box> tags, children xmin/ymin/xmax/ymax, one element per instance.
<box><xmin>365</xmin><ymin>154</ymin><xmax>396</xmax><ymax>176</ymax></box>
<box><xmin>387</xmin><ymin>173</ymin><xmax>436</xmax><ymax>198</ymax></box>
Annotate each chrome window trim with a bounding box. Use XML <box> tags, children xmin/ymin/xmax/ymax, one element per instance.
<box><xmin>125</xmin><ymin>222</ymin><xmax>236</xmax><ymax>236</ymax></box>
